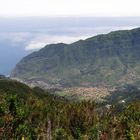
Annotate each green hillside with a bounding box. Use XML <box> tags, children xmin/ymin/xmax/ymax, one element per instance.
<box><xmin>11</xmin><ymin>27</ymin><xmax>140</xmax><ymax>88</ymax></box>
<box><xmin>0</xmin><ymin>79</ymin><xmax>140</xmax><ymax>139</ymax></box>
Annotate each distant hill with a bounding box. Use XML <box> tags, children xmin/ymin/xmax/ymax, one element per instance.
<box><xmin>11</xmin><ymin>27</ymin><xmax>140</xmax><ymax>89</ymax></box>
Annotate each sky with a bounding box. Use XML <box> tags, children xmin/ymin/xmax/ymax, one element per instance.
<box><xmin>0</xmin><ymin>0</ymin><xmax>140</xmax><ymax>17</ymax></box>
<box><xmin>0</xmin><ymin>17</ymin><xmax>139</xmax><ymax>51</ymax></box>
<box><xmin>0</xmin><ymin>17</ymin><xmax>140</xmax><ymax>75</ymax></box>
<box><xmin>0</xmin><ymin>0</ymin><xmax>140</xmax><ymax>74</ymax></box>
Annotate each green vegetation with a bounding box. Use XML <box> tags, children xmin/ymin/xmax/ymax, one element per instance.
<box><xmin>0</xmin><ymin>79</ymin><xmax>140</xmax><ymax>139</ymax></box>
<box><xmin>11</xmin><ymin>28</ymin><xmax>140</xmax><ymax>88</ymax></box>
<box><xmin>7</xmin><ymin>27</ymin><xmax>140</xmax><ymax>139</ymax></box>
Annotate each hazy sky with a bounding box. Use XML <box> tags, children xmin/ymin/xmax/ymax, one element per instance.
<box><xmin>0</xmin><ymin>0</ymin><xmax>140</xmax><ymax>75</ymax></box>
<box><xmin>1</xmin><ymin>0</ymin><xmax>140</xmax><ymax>17</ymax></box>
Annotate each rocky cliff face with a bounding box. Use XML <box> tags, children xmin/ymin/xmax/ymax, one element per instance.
<box><xmin>11</xmin><ymin>28</ymin><xmax>140</xmax><ymax>88</ymax></box>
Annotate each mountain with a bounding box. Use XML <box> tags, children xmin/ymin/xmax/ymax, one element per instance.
<box><xmin>11</xmin><ymin>27</ymin><xmax>140</xmax><ymax>89</ymax></box>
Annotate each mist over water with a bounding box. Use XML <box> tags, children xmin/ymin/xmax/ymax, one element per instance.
<box><xmin>0</xmin><ymin>16</ymin><xmax>140</xmax><ymax>75</ymax></box>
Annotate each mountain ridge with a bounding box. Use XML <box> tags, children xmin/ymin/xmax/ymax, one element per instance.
<box><xmin>11</xmin><ymin>27</ymin><xmax>140</xmax><ymax>89</ymax></box>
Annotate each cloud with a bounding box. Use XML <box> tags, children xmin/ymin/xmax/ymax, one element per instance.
<box><xmin>0</xmin><ymin>32</ymin><xmax>33</xmax><ymax>44</ymax></box>
<box><xmin>25</xmin><ymin>25</ymin><xmax>137</xmax><ymax>51</ymax></box>
<box><xmin>25</xmin><ymin>42</ymin><xmax>47</xmax><ymax>50</ymax></box>
<box><xmin>25</xmin><ymin>35</ymin><xmax>90</xmax><ymax>50</ymax></box>
<box><xmin>0</xmin><ymin>24</ymin><xmax>137</xmax><ymax>51</ymax></box>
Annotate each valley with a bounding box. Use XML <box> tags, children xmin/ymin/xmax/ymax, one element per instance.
<box><xmin>1</xmin><ymin>27</ymin><xmax>140</xmax><ymax>139</ymax></box>
<box><xmin>1</xmin><ymin>0</ymin><xmax>140</xmax><ymax>139</ymax></box>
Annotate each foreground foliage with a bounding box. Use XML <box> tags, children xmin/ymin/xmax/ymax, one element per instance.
<box><xmin>0</xmin><ymin>79</ymin><xmax>140</xmax><ymax>139</ymax></box>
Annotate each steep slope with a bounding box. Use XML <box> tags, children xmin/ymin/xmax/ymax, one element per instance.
<box><xmin>11</xmin><ymin>28</ymin><xmax>140</xmax><ymax>88</ymax></box>
<box><xmin>1</xmin><ymin>79</ymin><xmax>140</xmax><ymax>139</ymax></box>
